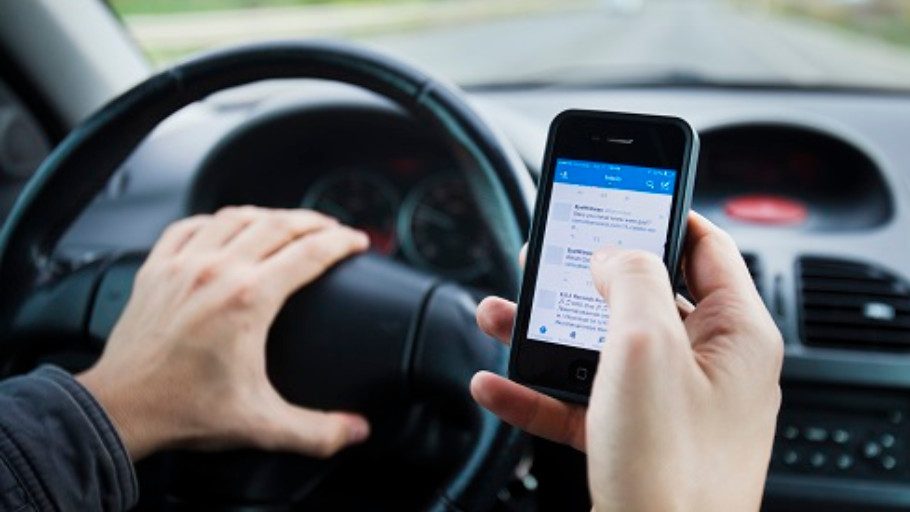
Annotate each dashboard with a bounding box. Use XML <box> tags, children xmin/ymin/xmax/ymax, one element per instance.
<box><xmin>695</xmin><ymin>124</ymin><xmax>892</xmax><ymax>232</ymax></box>
<box><xmin>55</xmin><ymin>81</ymin><xmax>910</xmax><ymax>512</ymax></box>
<box><xmin>185</xmin><ymin>100</ymin><xmax>495</xmax><ymax>284</ymax></box>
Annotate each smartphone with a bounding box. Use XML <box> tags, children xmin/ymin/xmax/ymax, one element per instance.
<box><xmin>509</xmin><ymin>110</ymin><xmax>698</xmax><ymax>404</ymax></box>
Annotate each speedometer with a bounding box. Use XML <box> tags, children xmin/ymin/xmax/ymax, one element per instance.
<box><xmin>398</xmin><ymin>175</ymin><xmax>493</xmax><ymax>280</ymax></box>
<box><xmin>301</xmin><ymin>170</ymin><xmax>399</xmax><ymax>255</ymax></box>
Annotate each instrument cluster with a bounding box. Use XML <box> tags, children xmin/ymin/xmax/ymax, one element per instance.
<box><xmin>300</xmin><ymin>161</ymin><xmax>494</xmax><ymax>282</ymax></box>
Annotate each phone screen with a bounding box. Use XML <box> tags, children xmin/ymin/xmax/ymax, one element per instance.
<box><xmin>525</xmin><ymin>158</ymin><xmax>678</xmax><ymax>351</ymax></box>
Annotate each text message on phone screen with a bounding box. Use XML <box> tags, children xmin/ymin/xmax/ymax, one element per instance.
<box><xmin>527</xmin><ymin>158</ymin><xmax>677</xmax><ymax>351</ymax></box>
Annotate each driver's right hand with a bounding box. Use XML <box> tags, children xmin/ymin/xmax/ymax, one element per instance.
<box><xmin>77</xmin><ymin>206</ymin><xmax>371</xmax><ymax>461</ymax></box>
<box><xmin>472</xmin><ymin>212</ymin><xmax>783</xmax><ymax>512</ymax></box>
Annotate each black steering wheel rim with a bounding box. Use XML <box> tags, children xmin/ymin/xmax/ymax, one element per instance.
<box><xmin>0</xmin><ymin>39</ymin><xmax>532</xmax><ymax>316</ymax></box>
<box><xmin>0</xmin><ymin>40</ymin><xmax>534</xmax><ymax>510</ymax></box>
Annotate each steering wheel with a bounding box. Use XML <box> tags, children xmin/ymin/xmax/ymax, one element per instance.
<box><xmin>0</xmin><ymin>41</ymin><xmax>535</xmax><ymax>510</ymax></box>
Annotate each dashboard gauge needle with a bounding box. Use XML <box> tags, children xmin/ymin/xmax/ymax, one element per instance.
<box><xmin>320</xmin><ymin>199</ymin><xmax>352</xmax><ymax>224</ymax></box>
<box><xmin>418</xmin><ymin>206</ymin><xmax>457</xmax><ymax>230</ymax></box>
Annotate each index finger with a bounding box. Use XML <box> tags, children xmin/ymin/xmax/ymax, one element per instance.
<box><xmin>261</xmin><ymin>225</ymin><xmax>369</xmax><ymax>299</ymax></box>
<box><xmin>147</xmin><ymin>215</ymin><xmax>210</xmax><ymax>261</ymax></box>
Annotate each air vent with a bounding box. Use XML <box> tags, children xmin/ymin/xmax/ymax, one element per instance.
<box><xmin>743</xmin><ymin>253</ymin><xmax>761</xmax><ymax>293</ymax></box>
<box><xmin>799</xmin><ymin>257</ymin><xmax>910</xmax><ymax>350</ymax></box>
<box><xmin>677</xmin><ymin>252</ymin><xmax>760</xmax><ymax>302</ymax></box>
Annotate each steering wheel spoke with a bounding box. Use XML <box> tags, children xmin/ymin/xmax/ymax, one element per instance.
<box><xmin>1</xmin><ymin>255</ymin><xmax>129</xmax><ymax>373</ymax></box>
<box><xmin>410</xmin><ymin>283</ymin><xmax>526</xmax><ymax>511</ymax></box>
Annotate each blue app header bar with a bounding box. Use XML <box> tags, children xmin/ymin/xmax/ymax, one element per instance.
<box><xmin>553</xmin><ymin>158</ymin><xmax>677</xmax><ymax>195</ymax></box>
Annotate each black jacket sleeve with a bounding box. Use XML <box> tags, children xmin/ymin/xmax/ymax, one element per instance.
<box><xmin>0</xmin><ymin>365</ymin><xmax>138</xmax><ymax>512</ymax></box>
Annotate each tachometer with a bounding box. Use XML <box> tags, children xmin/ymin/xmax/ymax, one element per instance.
<box><xmin>398</xmin><ymin>175</ymin><xmax>493</xmax><ymax>280</ymax></box>
<box><xmin>301</xmin><ymin>170</ymin><xmax>399</xmax><ymax>255</ymax></box>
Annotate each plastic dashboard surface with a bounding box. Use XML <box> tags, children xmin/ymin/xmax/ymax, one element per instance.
<box><xmin>56</xmin><ymin>82</ymin><xmax>910</xmax><ymax>511</ymax></box>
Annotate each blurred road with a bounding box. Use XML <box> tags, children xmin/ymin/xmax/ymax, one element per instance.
<box><xmin>363</xmin><ymin>0</ymin><xmax>910</xmax><ymax>88</ymax></box>
<box><xmin>127</xmin><ymin>0</ymin><xmax>588</xmax><ymax>62</ymax></box>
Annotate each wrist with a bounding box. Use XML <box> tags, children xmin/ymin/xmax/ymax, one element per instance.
<box><xmin>76</xmin><ymin>366</ymin><xmax>170</xmax><ymax>460</ymax></box>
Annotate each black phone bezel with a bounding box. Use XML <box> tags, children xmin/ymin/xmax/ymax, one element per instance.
<box><xmin>508</xmin><ymin>109</ymin><xmax>699</xmax><ymax>404</ymax></box>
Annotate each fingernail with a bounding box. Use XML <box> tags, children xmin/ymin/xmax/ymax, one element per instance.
<box><xmin>347</xmin><ymin>419</ymin><xmax>370</xmax><ymax>444</ymax></box>
<box><xmin>469</xmin><ymin>372</ymin><xmax>492</xmax><ymax>406</ymax></box>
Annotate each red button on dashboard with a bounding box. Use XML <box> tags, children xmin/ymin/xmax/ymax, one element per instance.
<box><xmin>724</xmin><ymin>195</ymin><xmax>807</xmax><ymax>225</ymax></box>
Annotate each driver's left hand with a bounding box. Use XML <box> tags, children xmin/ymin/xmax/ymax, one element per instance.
<box><xmin>77</xmin><ymin>206</ymin><xmax>371</xmax><ymax>461</ymax></box>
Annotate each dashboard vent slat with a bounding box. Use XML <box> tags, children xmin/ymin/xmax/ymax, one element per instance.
<box><xmin>802</xmin><ymin>292</ymin><xmax>910</xmax><ymax>311</ymax></box>
<box><xmin>743</xmin><ymin>253</ymin><xmax>760</xmax><ymax>285</ymax></box>
<box><xmin>803</xmin><ymin>309</ymin><xmax>910</xmax><ymax>330</ymax></box>
<box><xmin>799</xmin><ymin>257</ymin><xmax>910</xmax><ymax>350</ymax></box>
<box><xmin>801</xmin><ymin>277</ymin><xmax>906</xmax><ymax>297</ymax></box>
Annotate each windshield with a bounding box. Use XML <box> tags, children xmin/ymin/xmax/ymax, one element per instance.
<box><xmin>110</xmin><ymin>0</ymin><xmax>910</xmax><ymax>90</ymax></box>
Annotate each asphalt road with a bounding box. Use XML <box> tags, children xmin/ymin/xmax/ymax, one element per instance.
<box><xmin>362</xmin><ymin>0</ymin><xmax>910</xmax><ymax>89</ymax></box>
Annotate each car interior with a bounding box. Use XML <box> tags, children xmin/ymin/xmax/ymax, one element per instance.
<box><xmin>1</xmin><ymin>0</ymin><xmax>910</xmax><ymax>510</ymax></box>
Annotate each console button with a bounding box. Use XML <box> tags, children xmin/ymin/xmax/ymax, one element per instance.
<box><xmin>863</xmin><ymin>442</ymin><xmax>883</xmax><ymax>459</ymax></box>
<box><xmin>831</xmin><ymin>429</ymin><xmax>850</xmax><ymax>445</ymax></box>
<box><xmin>804</xmin><ymin>427</ymin><xmax>828</xmax><ymax>443</ymax></box>
<box><xmin>881</xmin><ymin>433</ymin><xmax>896</xmax><ymax>449</ymax></box>
<box><xmin>836</xmin><ymin>454</ymin><xmax>854</xmax><ymax>471</ymax></box>
<box><xmin>782</xmin><ymin>450</ymin><xmax>799</xmax><ymax>466</ymax></box>
<box><xmin>781</xmin><ymin>425</ymin><xmax>799</xmax><ymax>440</ymax></box>
<box><xmin>809</xmin><ymin>452</ymin><xmax>827</xmax><ymax>469</ymax></box>
<box><xmin>882</xmin><ymin>456</ymin><xmax>898</xmax><ymax>471</ymax></box>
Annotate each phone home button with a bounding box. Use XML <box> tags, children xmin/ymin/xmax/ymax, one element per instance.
<box><xmin>570</xmin><ymin>360</ymin><xmax>594</xmax><ymax>383</ymax></box>
<box><xmin>575</xmin><ymin>367</ymin><xmax>589</xmax><ymax>381</ymax></box>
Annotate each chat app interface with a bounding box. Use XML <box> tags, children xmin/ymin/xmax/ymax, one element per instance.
<box><xmin>527</xmin><ymin>158</ymin><xmax>677</xmax><ymax>351</ymax></box>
